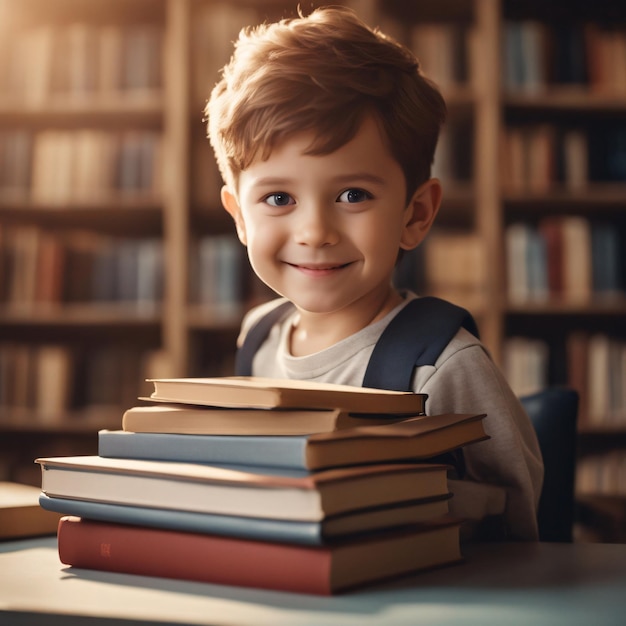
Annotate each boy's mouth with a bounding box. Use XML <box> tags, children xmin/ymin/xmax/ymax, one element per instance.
<box><xmin>285</xmin><ymin>261</ymin><xmax>353</xmax><ymax>275</ymax></box>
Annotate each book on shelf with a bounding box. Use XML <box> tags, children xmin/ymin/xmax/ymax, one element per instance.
<box><xmin>29</xmin><ymin>129</ymin><xmax>162</xmax><ymax>204</ymax></box>
<box><xmin>506</xmin><ymin>217</ymin><xmax>619</xmax><ymax>304</ymax></box>
<box><xmin>120</xmin><ymin>24</ymin><xmax>163</xmax><ymax>94</ymax></box>
<box><xmin>145</xmin><ymin>376</ymin><xmax>428</xmax><ymax>413</ymax></box>
<box><xmin>191</xmin><ymin>235</ymin><xmax>246</xmax><ymax>308</ymax></box>
<box><xmin>590</xmin><ymin>223</ymin><xmax>622</xmax><ymax>298</ymax></box>
<box><xmin>425</xmin><ymin>232</ymin><xmax>486</xmax><ymax>306</ymax></box>
<box><xmin>560</xmin><ymin>216</ymin><xmax>592</xmax><ymax>303</ymax></box>
<box><xmin>36</xmin><ymin>456</ymin><xmax>449</xmax><ymax>522</ymax></box>
<box><xmin>538</xmin><ymin>217</ymin><xmax>565</xmax><ymax>297</ymax></box>
<box><xmin>35</xmin><ymin>232</ymin><xmax>65</xmax><ymax>304</ymax></box>
<box><xmin>410</xmin><ymin>22</ymin><xmax>468</xmax><ymax>89</ymax></box>
<box><xmin>107</xmin><ymin>412</ymin><xmax>487</xmax><ymax>469</ymax></box>
<box><xmin>585</xmin><ymin>23</ymin><xmax>626</xmax><ymax>94</ymax></box>
<box><xmin>565</xmin><ymin>331</ymin><xmax>626</xmax><ymax>428</ymax></box>
<box><xmin>502</xmin><ymin>20</ymin><xmax>548</xmax><ymax>93</ymax></box>
<box><xmin>35</xmin><ymin>345</ymin><xmax>72</xmax><ymax>423</ymax></box>
<box><xmin>0</xmin><ymin>482</ymin><xmax>61</xmax><ymax>539</ymax></box>
<box><xmin>56</xmin><ymin>515</ymin><xmax>462</xmax><ymax>595</ymax></box>
<box><xmin>506</xmin><ymin>222</ymin><xmax>532</xmax><ymax>303</ymax></box>
<box><xmin>1</xmin><ymin>21</ymin><xmax>163</xmax><ymax>103</ymax></box>
<box><xmin>503</xmin><ymin>337</ymin><xmax>549</xmax><ymax>398</ymax></box>
<box><xmin>566</xmin><ymin>331</ymin><xmax>590</xmax><ymax>428</ymax></box>
<box><xmin>0</xmin><ymin>130</ymin><xmax>32</xmax><ymax>196</ymax></box>
<box><xmin>52</xmin><ymin>23</ymin><xmax>100</xmax><ymax>98</ymax></box>
<box><xmin>39</xmin><ymin>492</ymin><xmax>451</xmax><ymax>546</ymax></box>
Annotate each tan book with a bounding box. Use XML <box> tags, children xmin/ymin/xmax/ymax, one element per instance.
<box><xmin>0</xmin><ymin>482</ymin><xmax>61</xmax><ymax>539</ymax></box>
<box><xmin>145</xmin><ymin>376</ymin><xmax>427</xmax><ymax>414</ymax></box>
<box><xmin>122</xmin><ymin>404</ymin><xmax>412</xmax><ymax>436</ymax></box>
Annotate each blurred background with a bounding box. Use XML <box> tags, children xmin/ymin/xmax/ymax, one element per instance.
<box><xmin>0</xmin><ymin>0</ymin><xmax>624</xmax><ymax>542</ymax></box>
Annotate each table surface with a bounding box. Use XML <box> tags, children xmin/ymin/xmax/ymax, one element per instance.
<box><xmin>1</xmin><ymin>537</ymin><xmax>626</xmax><ymax>626</ymax></box>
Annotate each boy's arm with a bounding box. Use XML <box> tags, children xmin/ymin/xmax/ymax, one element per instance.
<box><xmin>415</xmin><ymin>330</ymin><xmax>544</xmax><ymax>541</ymax></box>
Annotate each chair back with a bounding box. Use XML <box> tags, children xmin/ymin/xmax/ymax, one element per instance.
<box><xmin>520</xmin><ymin>388</ymin><xmax>579</xmax><ymax>542</ymax></box>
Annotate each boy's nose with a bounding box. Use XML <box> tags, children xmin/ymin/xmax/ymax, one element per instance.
<box><xmin>293</xmin><ymin>205</ymin><xmax>340</xmax><ymax>247</ymax></box>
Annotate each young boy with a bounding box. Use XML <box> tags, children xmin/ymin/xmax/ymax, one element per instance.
<box><xmin>206</xmin><ymin>6</ymin><xmax>543</xmax><ymax>541</ymax></box>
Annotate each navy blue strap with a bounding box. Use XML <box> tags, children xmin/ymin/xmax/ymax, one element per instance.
<box><xmin>362</xmin><ymin>296</ymin><xmax>479</xmax><ymax>391</ymax></box>
<box><xmin>361</xmin><ymin>296</ymin><xmax>478</xmax><ymax>479</ymax></box>
<box><xmin>235</xmin><ymin>300</ymin><xmax>294</xmax><ymax>376</ymax></box>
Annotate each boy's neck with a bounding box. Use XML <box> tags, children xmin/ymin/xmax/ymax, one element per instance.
<box><xmin>288</xmin><ymin>288</ymin><xmax>404</xmax><ymax>357</ymax></box>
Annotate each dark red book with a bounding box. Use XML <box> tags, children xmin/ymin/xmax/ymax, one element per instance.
<box><xmin>57</xmin><ymin>515</ymin><xmax>462</xmax><ymax>595</ymax></box>
<box><xmin>538</xmin><ymin>217</ymin><xmax>564</xmax><ymax>297</ymax></box>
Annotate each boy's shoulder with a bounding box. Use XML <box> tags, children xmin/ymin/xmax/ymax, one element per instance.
<box><xmin>361</xmin><ymin>294</ymin><xmax>481</xmax><ymax>390</ymax></box>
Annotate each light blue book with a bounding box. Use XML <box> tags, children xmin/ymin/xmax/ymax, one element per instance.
<box><xmin>99</xmin><ymin>429</ymin><xmax>312</xmax><ymax>469</ymax></box>
<box><xmin>39</xmin><ymin>493</ymin><xmax>451</xmax><ymax>546</ymax></box>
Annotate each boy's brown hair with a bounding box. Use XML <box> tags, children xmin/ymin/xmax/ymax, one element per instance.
<box><xmin>206</xmin><ymin>6</ymin><xmax>446</xmax><ymax>201</ymax></box>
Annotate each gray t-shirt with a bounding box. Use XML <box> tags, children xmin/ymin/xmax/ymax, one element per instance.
<box><xmin>239</xmin><ymin>293</ymin><xmax>544</xmax><ymax>540</ymax></box>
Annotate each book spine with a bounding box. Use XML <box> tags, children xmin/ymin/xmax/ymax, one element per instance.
<box><xmin>98</xmin><ymin>430</ymin><xmax>310</xmax><ymax>469</ymax></box>
<box><xmin>57</xmin><ymin>516</ymin><xmax>333</xmax><ymax>595</ymax></box>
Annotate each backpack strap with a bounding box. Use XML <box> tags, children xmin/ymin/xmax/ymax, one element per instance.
<box><xmin>361</xmin><ymin>296</ymin><xmax>479</xmax><ymax>480</ymax></box>
<box><xmin>362</xmin><ymin>296</ymin><xmax>479</xmax><ymax>391</ymax></box>
<box><xmin>235</xmin><ymin>300</ymin><xmax>295</xmax><ymax>376</ymax></box>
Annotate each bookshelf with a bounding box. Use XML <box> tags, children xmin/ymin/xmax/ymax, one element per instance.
<box><xmin>497</xmin><ymin>0</ymin><xmax>626</xmax><ymax>542</ymax></box>
<box><xmin>0</xmin><ymin>0</ymin><xmax>171</xmax><ymax>485</ymax></box>
<box><xmin>0</xmin><ymin>0</ymin><xmax>625</xmax><ymax>540</ymax></box>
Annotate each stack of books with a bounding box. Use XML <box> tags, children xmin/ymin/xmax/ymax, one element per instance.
<box><xmin>37</xmin><ymin>376</ymin><xmax>488</xmax><ymax>595</ymax></box>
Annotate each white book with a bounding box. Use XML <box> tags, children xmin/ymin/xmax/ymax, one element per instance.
<box><xmin>37</xmin><ymin>455</ymin><xmax>449</xmax><ymax>522</ymax></box>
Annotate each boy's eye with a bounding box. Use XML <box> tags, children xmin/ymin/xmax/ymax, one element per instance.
<box><xmin>264</xmin><ymin>192</ymin><xmax>295</xmax><ymax>207</ymax></box>
<box><xmin>337</xmin><ymin>188</ymin><xmax>372</xmax><ymax>203</ymax></box>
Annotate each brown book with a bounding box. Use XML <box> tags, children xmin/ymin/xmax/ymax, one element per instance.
<box><xmin>538</xmin><ymin>216</ymin><xmax>564</xmax><ymax>298</ymax></box>
<box><xmin>0</xmin><ymin>482</ymin><xmax>61</xmax><ymax>539</ymax></box>
<box><xmin>112</xmin><ymin>412</ymin><xmax>487</xmax><ymax>469</ymax></box>
<box><xmin>122</xmin><ymin>404</ymin><xmax>415</xmax><ymax>436</ymax></box>
<box><xmin>36</xmin><ymin>456</ymin><xmax>449</xmax><ymax>522</ymax></box>
<box><xmin>566</xmin><ymin>331</ymin><xmax>589</xmax><ymax>429</ymax></box>
<box><xmin>57</xmin><ymin>515</ymin><xmax>462</xmax><ymax>595</ymax></box>
<box><xmin>145</xmin><ymin>376</ymin><xmax>427</xmax><ymax>414</ymax></box>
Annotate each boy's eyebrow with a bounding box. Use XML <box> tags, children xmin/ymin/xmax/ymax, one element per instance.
<box><xmin>331</xmin><ymin>172</ymin><xmax>388</xmax><ymax>186</ymax></box>
<box><xmin>248</xmin><ymin>176</ymin><xmax>294</xmax><ymax>188</ymax></box>
<box><xmin>250</xmin><ymin>173</ymin><xmax>388</xmax><ymax>187</ymax></box>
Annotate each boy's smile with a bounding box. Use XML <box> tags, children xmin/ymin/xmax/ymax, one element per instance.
<box><xmin>222</xmin><ymin>114</ymin><xmax>440</xmax><ymax>354</ymax></box>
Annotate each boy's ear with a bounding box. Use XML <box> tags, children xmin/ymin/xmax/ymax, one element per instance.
<box><xmin>399</xmin><ymin>178</ymin><xmax>442</xmax><ymax>251</ymax></box>
<box><xmin>221</xmin><ymin>186</ymin><xmax>247</xmax><ymax>246</ymax></box>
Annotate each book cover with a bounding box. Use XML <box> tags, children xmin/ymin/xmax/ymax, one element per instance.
<box><xmin>56</xmin><ymin>515</ymin><xmax>462</xmax><ymax>595</ymax></box>
<box><xmin>0</xmin><ymin>482</ymin><xmax>61</xmax><ymax>539</ymax></box>
<box><xmin>121</xmin><ymin>404</ymin><xmax>411</xmax><ymax>436</ymax></box>
<box><xmin>39</xmin><ymin>493</ymin><xmax>451</xmax><ymax>546</ymax></box>
<box><xmin>146</xmin><ymin>376</ymin><xmax>428</xmax><ymax>414</ymax></box>
<box><xmin>37</xmin><ymin>455</ymin><xmax>449</xmax><ymax>522</ymax></box>
<box><xmin>105</xmin><ymin>412</ymin><xmax>488</xmax><ymax>470</ymax></box>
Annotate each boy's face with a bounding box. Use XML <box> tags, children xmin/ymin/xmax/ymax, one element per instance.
<box><xmin>222</xmin><ymin>115</ymin><xmax>440</xmax><ymax>317</ymax></box>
